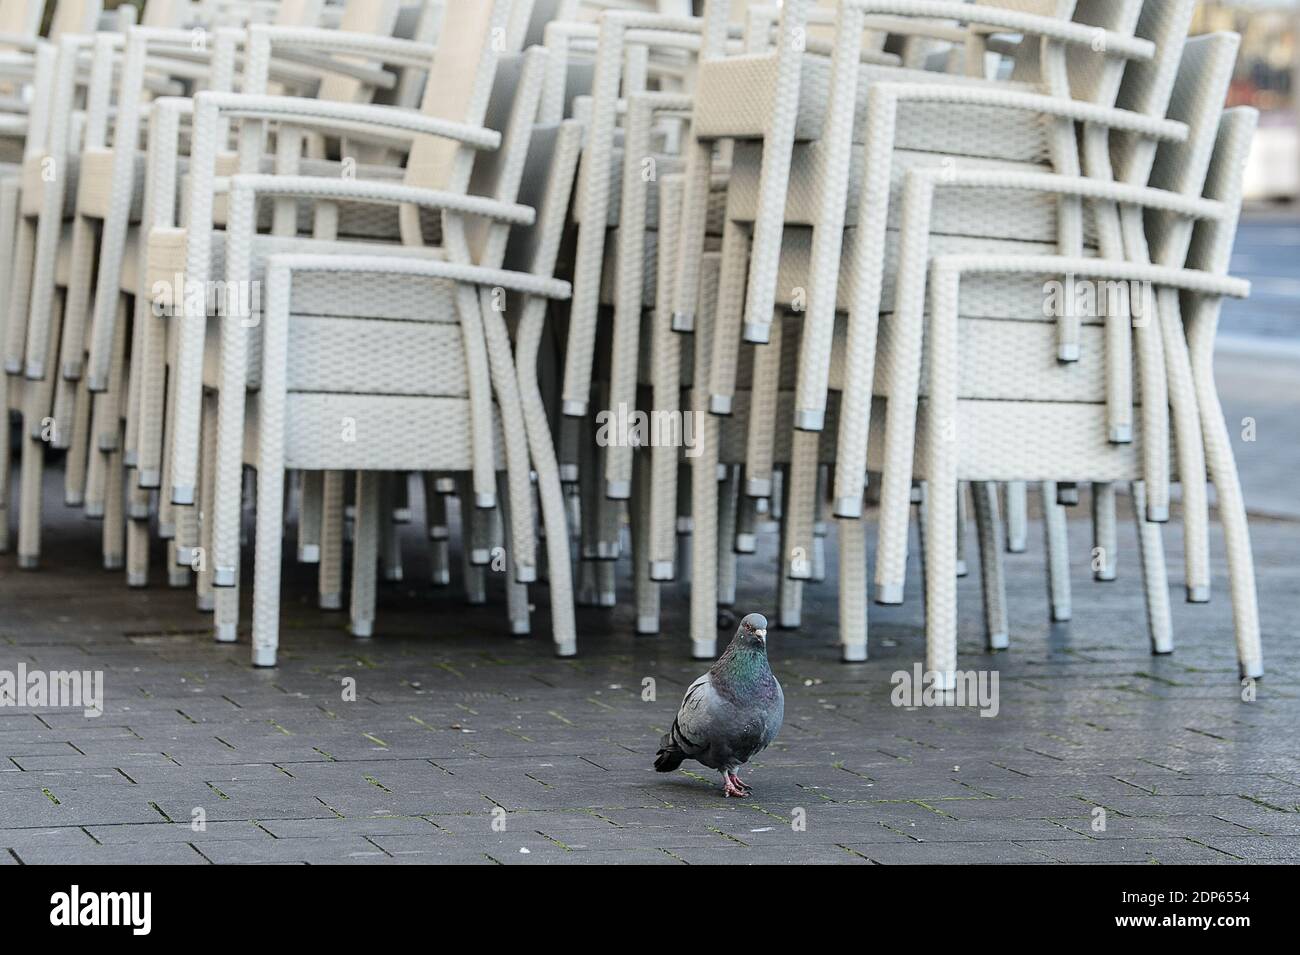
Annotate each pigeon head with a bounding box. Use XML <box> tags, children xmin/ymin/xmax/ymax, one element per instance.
<box><xmin>736</xmin><ymin>612</ymin><xmax>769</xmax><ymax>648</ymax></box>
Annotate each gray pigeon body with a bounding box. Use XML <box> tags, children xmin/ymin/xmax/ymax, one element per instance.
<box><xmin>654</xmin><ymin>613</ymin><xmax>784</xmax><ymax>796</ymax></box>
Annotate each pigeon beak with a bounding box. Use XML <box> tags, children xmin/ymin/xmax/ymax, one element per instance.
<box><xmin>755</xmin><ymin>628</ymin><xmax>767</xmax><ymax>641</ymax></box>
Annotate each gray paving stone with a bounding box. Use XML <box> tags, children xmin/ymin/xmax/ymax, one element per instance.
<box><xmin>2</xmin><ymin>460</ymin><xmax>1298</xmax><ymax>863</ymax></box>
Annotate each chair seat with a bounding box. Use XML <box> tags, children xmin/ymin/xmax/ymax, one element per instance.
<box><xmin>773</xmin><ymin>227</ymin><xmax>1097</xmax><ymax>313</ymax></box>
<box><xmin>727</xmin><ymin>143</ymin><xmax>1074</xmax><ymax>243</ymax></box>
<box><xmin>694</xmin><ymin>51</ymin><xmax>1041</xmax><ymax>159</ymax></box>
<box><xmin>21</xmin><ymin>153</ymin><xmax>79</xmax><ymax>217</ymax></box>
<box><xmin>243</xmin><ymin>390</ymin><xmax>506</xmax><ymax>472</ymax></box>
<box><xmin>77</xmin><ymin>147</ymin><xmax>146</xmax><ymax>221</ymax></box>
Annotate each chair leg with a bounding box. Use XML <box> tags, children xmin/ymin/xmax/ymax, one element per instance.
<box><xmin>632</xmin><ymin>449</ymin><xmax>660</xmax><ymax>634</ymax></box>
<box><xmin>689</xmin><ymin>406</ymin><xmax>720</xmax><ymax>659</ymax></box>
<box><xmin>0</xmin><ymin>408</ymin><xmax>10</xmax><ymax>554</ymax></box>
<box><xmin>839</xmin><ymin>509</ymin><xmax>869</xmax><ymax>662</ymax></box>
<box><xmin>251</xmin><ymin>455</ymin><xmax>286</xmax><ymax>668</ymax></box>
<box><xmin>64</xmin><ymin>375</ymin><xmax>91</xmax><ymax>506</ymax></box>
<box><xmin>84</xmin><ymin>433</ymin><xmax>106</xmax><ymax>520</ymax></box>
<box><xmin>298</xmin><ymin>470</ymin><xmax>323</xmax><ymax>563</ymax></box>
<box><xmin>497</xmin><ymin>473</ymin><xmax>530</xmax><ymax>637</ymax></box>
<box><xmin>783</xmin><ymin>430</ymin><xmax>819</xmax><ymax>581</ymax></box>
<box><xmin>380</xmin><ymin>473</ymin><xmax>403</xmax><ymax>582</ymax></box>
<box><xmin>101</xmin><ymin>442</ymin><xmax>124</xmax><ymax>572</ymax></box>
<box><xmin>351</xmin><ymin>471</ymin><xmax>381</xmax><ymax>638</ymax></box>
<box><xmin>972</xmin><ymin>481</ymin><xmax>1008</xmax><ymax>650</ymax></box>
<box><xmin>1004</xmin><ymin>480</ymin><xmax>1028</xmax><ymax>553</ymax></box>
<box><xmin>196</xmin><ymin>392</ymin><xmax>218</xmax><ymax>611</ymax></box>
<box><xmin>776</xmin><ymin>467</ymin><xmax>803</xmax><ymax>630</ymax></box>
<box><xmin>319</xmin><ymin>470</ymin><xmax>345</xmax><ymax>609</ymax></box>
<box><xmin>125</xmin><ymin>483</ymin><xmax>151</xmax><ymax>588</ymax></box>
<box><xmin>955</xmin><ymin>482</ymin><xmax>969</xmax><ymax>577</ymax></box>
<box><xmin>1091</xmin><ymin>481</ymin><xmax>1118</xmax><ymax>581</ymax></box>
<box><xmin>1131</xmin><ymin>481</ymin><xmax>1174</xmax><ymax>655</ymax></box>
<box><xmin>16</xmin><ymin>416</ymin><xmax>45</xmax><ymax>569</ymax></box>
<box><xmin>1191</xmin><ymin>321</ymin><xmax>1262</xmax><ymax>677</ymax></box>
<box><xmin>717</xmin><ymin>464</ymin><xmax>739</xmax><ymax>607</ymax></box>
<box><xmin>457</xmin><ymin>475</ymin><xmax>487</xmax><ymax>606</ymax></box>
<box><xmin>423</xmin><ymin>472</ymin><xmax>450</xmax><ymax>586</ymax></box>
<box><xmin>515</xmin><ymin>298</ymin><xmax>577</xmax><ymax>656</ymax></box>
<box><xmin>1042</xmin><ymin>481</ymin><xmax>1072</xmax><ymax>623</ymax></box>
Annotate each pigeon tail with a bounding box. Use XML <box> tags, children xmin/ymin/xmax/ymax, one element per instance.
<box><xmin>654</xmin><ymin>734</ymin><xmax>685</xmax><ymax>772</ymax></box>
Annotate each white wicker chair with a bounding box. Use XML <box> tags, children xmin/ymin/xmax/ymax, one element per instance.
<box><xmin>843</xmin><ymin>25</ymin><xmax>1238</xmax><ymax>663</ymax></box>
<box><xmin>165</xmin><ymin>0</ymin><xmax>551</xmax><ymax>645</ymax></box>
<box><xmin>920</xmin><ymin>104</ymin><xmax>1262</xmax><ymax>687</ymax></box>
<box><xmin>247</xmin><ymin>119</ymin><xmax>583</xmax><ymax>666</ymax></box>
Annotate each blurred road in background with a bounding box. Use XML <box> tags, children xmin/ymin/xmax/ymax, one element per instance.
<box><xmin>1218</xmin><ymin>207</ymin><xmax>1300</xmax><ymax>519</ymax></box>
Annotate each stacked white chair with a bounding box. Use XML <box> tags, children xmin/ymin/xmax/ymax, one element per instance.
<box><xmin>0</xmin><ymin>0</ymin><xmax>1265</xmax><ymax>687</ymax></box>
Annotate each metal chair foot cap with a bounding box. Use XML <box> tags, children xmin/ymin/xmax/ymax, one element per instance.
<box><xmin>319</xmin><ymin>593</ymin><xmax>342</xmax><ymax>610</ymax></box>
<box><xmin>561</xmin><ymin>399</ymin><xmax>587</xmax><ymax>418</ymax></box>
<box><xmin>1109</xmin><ymin>425</ymin><xmax>1133</xmax><ymax>444</ymax></box>
<box><xmin>649</xmin><ymin>560</ymin><xmax>674</xmax><ymax>581</ymax></box>
<box><xmin>670</xmin><ymin>311</ymin><xmax>693</xmax><ymax>333</ymax></box>
<box><xmin>1187</xmin><ymin>585</ymin><xmax>1210</xmax><ymax>603</ymax></box>
<box><xmin>215</xmin><ymin>623</ymin><xmax>237</xmax><ymax>643</ymax></box>
<box><xmin>251</xmin><ymin>647</ymin><xmax>277</xmax><ymax>667</ymax></box>
<box><xmin>988</xmin><ymin>632</ymin><xmax>1010</xmax><ymax>650</ymax></box>
<box><xmin>17</xmin><ymin>555</ymin><xmax>38</xmax><ymax>570</ymax></box>
<box><xmin>794</xmin><ymin>408</ymin><xmax>824</xmax><ymax>432</ymax></box>
<box><xmin>841</xmin><ymin>644</ymin><xmax>867</xmax><ymax>663</ymax></box>
<box><xmin>636</xmin><ymin>615</ymin><xmax>659</xmax><ymax>635</ymax></box>
<box><xmin>875</xmin><ymin>582</ymin><xmax>904</xmax><ymax>605</ymax></box>
<box><xmin>351</xmin><ymin>621</ymin><xmax>374</xmax><ymax>639</ymax></box>
<box><xmin>298</xmin><ymin>545</ymin><xmax>320</xmax><ymax>563</ymax></box>
<box><xmin>708</xmin><ymin>394</ymin><xmax>733</xmax><ymax>415</ymax></box>
<box><xmin>745</xmin><ymin>477</ymin><xmax>772</xmax><ymax>498</ymax></box>
<box><xmin>833</xmin><ymin>496</ymin><xmax>863</xmax><ymax>519</ymax></box>
<box><xmin>605</xmin><ymin>480</ymin><xmax>631</xmax><ymax>500</ymax></box>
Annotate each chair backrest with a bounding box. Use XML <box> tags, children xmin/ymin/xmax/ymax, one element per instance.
<box><xmin>504</xmin><ymin>117</ymin><xmax>583</xmax><ymax>278</ymax></box>
<box><xmin>1109</xmin><ymin>0</ymin><xmax>1198</xmax><ymax>182</ymax></box>
<box><xmin>462</xmin><ymin>45</ymin><xmax>549</xmax><ymax>263</ymax></box>
<box><xmin>1145</xmin><ymin>31</ymin><xmax>1241</xmax><ymax>266</ymax></box>
<box><xmin>1184</xmin><ymin>106</ymin><xmax>1256</xmax><ymax>279</ymax></box>
<box><xmin>274</xmin><ymin>0</ymin><xmax>327</xmax><ymax>28</ymax></box>
<box><xmin>405</xmin><ymin>0</ymin><xmax>514</xmax><ymax>196</ymax></box>
<box><xmin>138</xmin><ymin>0</ymin><xmax>186</xmax><ymax>29</ymax></box>
<box><xmin>48</xmin><ymin>0</ymin><xmax>104</xmax><ymax>38</ymax></box>
<box><xmin>315</xmin><ymin>0</ymin><xmax>403</xmax><ymax>102</ymax></box>
<box><xmin>0</xmin><ymin>0</ymin><xmax>45</xmax><ymax>36</ymax></box>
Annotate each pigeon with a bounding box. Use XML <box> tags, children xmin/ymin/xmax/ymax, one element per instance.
<box><xmin>654</xmin><ymin>612</ymin><xmax>784</xmax><ymax>797</ymax></box>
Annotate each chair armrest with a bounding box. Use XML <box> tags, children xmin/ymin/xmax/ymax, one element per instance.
<box><xmin>0</xmin><ymin>33</ymin><xmax>45</xmax><ymax>54</ymax></box>
<box><xmin>264</xmin><ymin>253</ymin><xmax>571</xmax><ymax>301</ymax></box>
<box><xmin>847</xmin><ymin>0</ymin><xmax>1154</xmax><ymax>62</ymax></box>
<box><xmin>227</xmin><ymin>174</ymin><xmax>536</xmax><ymax>225</ymax></box>
<box><xmin>194</xmin><ymin>91</ymin><xmax>501</xmax><ymax>150</ymax></box>
<box><xmin>247</xmin><ymin>24</ymin><xmax>438</xmax><ymax>69</ymax></box>
<box><xmin>878</xmin><ymin>82</ymin><xmax>1188</xmax><ymax>141</ymax></box>
<box><xmin>912</xmin><ymin>167</ymin><xmax>1228</xmax><ymax>221</ymax></box>
<box><xmin>931</xmin><ymin>253</ymin><xmax>1250</xmax><ymax>299</ymax></box>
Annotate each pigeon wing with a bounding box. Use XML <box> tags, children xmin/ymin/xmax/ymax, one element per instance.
<box><xmin>667</xmin><ymin>673</ymin><xmax>717</xmax><ymax>758</ymax></box>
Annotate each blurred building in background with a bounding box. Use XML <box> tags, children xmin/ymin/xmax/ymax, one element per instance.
<box><xmin>1195</xmin><ymin>0</ymin><xmax>1299</xmax><ymax>200</ymax></box>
